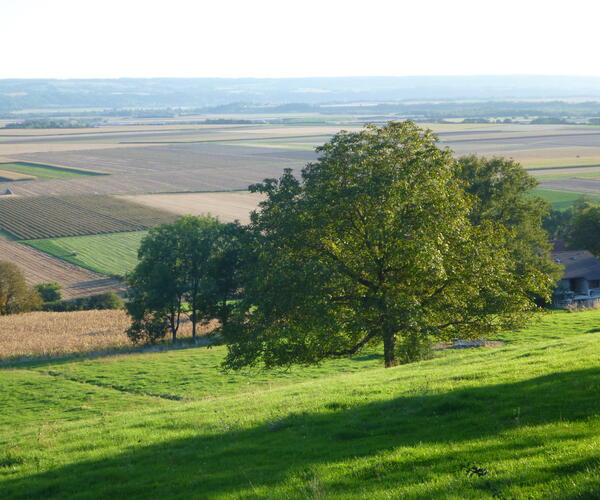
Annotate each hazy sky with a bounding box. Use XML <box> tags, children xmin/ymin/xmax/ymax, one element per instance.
<box><xmin>3</xmin><ymin>0</ymin><xmax>600</xmax><ymax>79</ymax></box>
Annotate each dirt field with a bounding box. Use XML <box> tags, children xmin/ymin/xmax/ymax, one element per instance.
<box><xmin>0</xmin><ymin>310</ymin><xmax>214</xmax><ymax>362</ymax></box>
<box><xmin>2</xmin><ymin>143</ymin><xmax>316</xmax><ymax>196</ymax></box>
<box><xmin>540</xmin><ymin>178</ymin><xmax>600</xmax><ymax>195</ymax></box>
<box><xmin>120</xmin><ymin>191</ymin><xmax>264</xmax><ymax>223</ymax></box>
<box><xmin>0</xmin><ymin>237</ymin><xmax>125</xmax><ymax>299</ymax></box>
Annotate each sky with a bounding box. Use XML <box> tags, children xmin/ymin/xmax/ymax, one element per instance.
<box><xmin>2</xmin><ymin>0</ymin><xmax>600</xmax><ymax>79</ymax></box>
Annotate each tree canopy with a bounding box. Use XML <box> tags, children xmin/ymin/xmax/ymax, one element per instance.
<box><xmin>126</xmin><ymin>216</ymin><xmax>246</xmax><ymax>344</ymax></box>
<box><xmin>223</xmin><ymin>122</ymin><xmax>557</xmax><ymax>369</ymax></box>
<box><xmin>0</xmin><ymin>261</ymin><xmax>41</xmax><ymax>315</ymax></box>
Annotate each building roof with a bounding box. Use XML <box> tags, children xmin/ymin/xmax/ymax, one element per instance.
<box><xmin>553</xmin><ymin>250</ymin><xmax>600</xmax><ymax>281</ymax></box>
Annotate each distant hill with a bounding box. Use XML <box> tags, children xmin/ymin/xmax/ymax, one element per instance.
<box><xmin>2</xmin><ymin>76</ymin><xmax>600</xmax><ymax>112</ymax></box>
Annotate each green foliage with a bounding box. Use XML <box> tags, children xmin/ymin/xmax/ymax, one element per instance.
<box><xmin>4</xmin><ymin>119</ymin><xmax>95</xmax><ymax>129</ymax></box>
<box><xmin>42</xmin><ymin>292</ymin><xmax>124</xmax><ymax>312</ymax></box>
<box><xmin>126</xmin><ymin>216</ymin><xmax>246</xmax><ymax>343</ymax></box>
<box><xmin>35</xmin><ymin>282</ymin><xmax>62</xmax><ymax>302</ymax></box>
<box><xmin>396</xmin><ymin>331</ymin><xmax>434</xmax><ymax>364</ymax></box>
<box><xmin>224</xmin><ymin>122</ymin><xmax>557</xmax><ymax>370</ymax></box>
<box><xmin>0</xmin><ymin>261</ymin><xmax>41</xmax><ymax>315</ymax></box>
<box><xmin>455</xmin><ymin>155</ymin><xmax>563</xmax><ymax>292</ymax></box>
<box><xmin>565</xmin><ymin>201</ymin><xmax>600</xmax><ymax>256</ymax></box>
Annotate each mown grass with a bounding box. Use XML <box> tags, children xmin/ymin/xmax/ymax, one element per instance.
<box><xmin>25</xmin><ymin>231</ymin><xmax>146</xmax><ymax>276</ymax></box>
<box><xmin>531</xmin><ymin>188</ymin><xmax>599</xmax><ymax>210</ymax></box>
<box><xmin>0</xmin><ymin>162</ymin><xmax>99</xmax><ymax>179</ymax></box>
<box><xmin>2</xmin><ymin>310</ymin><xmax>600</xmax><ymax>499</ymax></box>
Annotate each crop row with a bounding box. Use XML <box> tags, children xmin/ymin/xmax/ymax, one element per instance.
<box><xmin>0</xmin><ymin>195</ymin><xmax>178</xmax><ymax>240</ymax></box>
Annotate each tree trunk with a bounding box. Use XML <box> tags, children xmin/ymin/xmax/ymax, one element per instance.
<box><xmin>383</xmin><ymin>328</ymin><xmax>398</xmax><ymax>368</ymax></box>
<box><xmin>191</xmin><ymin>311</ymin><xmax>197</xmax><ymax>340</ymax></box>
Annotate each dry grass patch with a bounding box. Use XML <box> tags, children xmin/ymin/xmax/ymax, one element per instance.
<box><xmin>0</xmin><ymin>310</ymin><xmax>215</xmax><ymax>362</ymax></box>
<box><xmin>120</xmin><ymin>191</ymin><xmax>264</xmax><ymax>224</ymax></box>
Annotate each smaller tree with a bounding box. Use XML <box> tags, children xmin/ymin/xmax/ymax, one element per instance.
<box><xmin>0</xmin><ymin>262</ymin><xmax>42</xmax><ymax>315</ymax></box>
<box><xmin>566</xmin><ymin>202</ymin><xmax>600</xmax><ymax>256</ymax></box>
<box><xmin>126</xmin><ymin>216</ymin><xmax>246</xmax><ymax>344</ymax></box>
<box><xmin>35</xmin><ymin>282</ymin><xmax>62</xmax><ymax>303</ymax></box>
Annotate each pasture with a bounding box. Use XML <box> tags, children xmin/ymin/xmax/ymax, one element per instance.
<box><xmin>26</xmin><ymin>231</ymin><xmax>147</xmax><ymax>276</ymax></box>
<box><xmin>2</xmin><ymin>310</ymin><xmax>600</xmax><ymax>498</ymax></box>
<box><xmin>531</xmin><ymin>188</ymin><xmax>600</xmax><ymax>210</ymax></box>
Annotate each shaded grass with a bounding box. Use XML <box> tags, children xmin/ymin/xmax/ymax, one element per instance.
<box><xmin>25</xmin><ymin>231</ymin><xmax>146</xmax><ymax>276</ymax></box>
<box><xmin>2</xmin><ymin>310</ymin><xmax>600</xmax><ymax>498</ymax></box>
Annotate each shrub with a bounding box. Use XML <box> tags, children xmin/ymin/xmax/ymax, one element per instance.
<box><xmin>35</xmin><ymin>282</ymin><xmax>62</xmax><ymax>302</ymax></box>
<box><xmin>127</xmin><ymin>314</ymin><xmax>168</xmax><ymax>344</ymax></box>
<box><xmin>397</xmin><ymin>332</ymin><xmax>434</xmax><ymax>364</ymax></box>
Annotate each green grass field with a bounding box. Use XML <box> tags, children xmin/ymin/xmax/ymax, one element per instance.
<box><xmin>531</xmin><ymin>188</ymin><xmax>600</xmax><ymax>210</ymax></box>
<box><xmin>25</xmin><ymin>231</ymin><xmax>146</xmax><ymax>276</ymax></box>
<box><xmin>0</xmin><ymin>162</ymin><xmax>102</xmax><ymax>179</ymax></box>
<box><xmin>2</xmin><ymin>310</ymin><xmax>600</xmax><ymax>498</ymax></box>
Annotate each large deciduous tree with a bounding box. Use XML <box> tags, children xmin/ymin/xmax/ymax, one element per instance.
<box><xmin>223</xmin><ymin>122</ymin><xmax>557</xmax><ymax>369</ymax></box>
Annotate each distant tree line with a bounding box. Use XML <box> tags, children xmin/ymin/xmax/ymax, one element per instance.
<box><xmin>4</xmin><ymin>119</ymin><xmax>97</xmax><ymax>129</ymax></box>
<box><xmin>126</xmin><ymin>121</ymin><xmax>561</xmax><ymax>369</ymax></box>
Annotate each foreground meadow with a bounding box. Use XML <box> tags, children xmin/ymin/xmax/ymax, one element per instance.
<box><xmin>2</xmin><ymin>310</ymin><xmax>600</xmax><ymax>498</ymax></box>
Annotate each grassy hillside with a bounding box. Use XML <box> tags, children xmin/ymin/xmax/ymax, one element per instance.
<box><xmin>2</xmin><ymin>310</ymin><xmax>600</xmax><ymax>498</ymax></box>
<box><xmin>25</xmin><ymin>231</ymin><xmax>146</xmax><ymax>276</ymax></box>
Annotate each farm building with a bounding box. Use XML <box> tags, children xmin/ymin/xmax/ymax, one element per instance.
<box><xmin>1</xmin><ymin>188</ymin><xmax>13</xmax><ymax>195</ymax></box>
<box><xmin>553</xmin><ymin>250</ymin><xmax>600</xmax><ymax>307</ymax></box>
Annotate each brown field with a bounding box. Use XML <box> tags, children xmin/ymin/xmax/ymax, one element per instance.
<box><xmin>120</xmin><ymin>191</ymin><xmax>264</xmax><ymax>223</ymax></box>
<box><xmin>0</xmin><ymin>310</ymin><xmax>214</xmax><ymax>362</ymax></box>
<box><xmin>0</xmin><ymin>195</ymin><xmax>178</xmax><ymax>239</ymax></box>
<box><xmin>0</xmin><ymin>237</ymin><xmax>125</xmax><ymax>299</ymax></box>
<box><xmin>2</xmin><ymin>142</ymin><xmax>316</xmax><ymax>197</ymax></box>
<box><xmin>0</xmin><ymin>169</ymin><xmax>34</xmax><ymax>181</ymax></box>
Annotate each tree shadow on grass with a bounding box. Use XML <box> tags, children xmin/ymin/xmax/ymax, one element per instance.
<box><xmin>3</xmin><ymin>368</ymin><xmax>600</xmax><ymax>499</ymax></box>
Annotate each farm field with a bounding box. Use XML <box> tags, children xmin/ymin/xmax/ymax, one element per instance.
<box><xmin>2</xmin><ymin>310</ymin><xmax>600</xmax><ymax>498</ymax></box>
<box><xmin>2</xmin><ymin>122</ymin><xmax>600</xmax><ymax>197</ymax></box>
<box><xmin>0</xmin><ymin>161</ymin><xmax>102</xmax><ymax>179</ymax></box>
<box><xmin>530</xmin><ymin>188</ymin><xmax>599</xmax><ymax>210</ymax></box>
<box><xmin>26</xmin><ymin>231</ymin><xmax>147</xmax><ymax>276</ymax></box>
<box><xmin>0</xmin><ymin>310</ymin><xmax>213</xmax><ymax>362</ymax></box>
<box><xmin>0</xmin><ymin>195</ymin><xmax>177</xmax><ymax>239</ymax></box>
<box><xmin>0</xmin><ymin>237</ymin><xmax>124</xmax><ymax>299</ymax></box>
<box><xmin>120</xmin><ymin>191</ymin><xmax>263</xmax><ymax>223</ymax></box>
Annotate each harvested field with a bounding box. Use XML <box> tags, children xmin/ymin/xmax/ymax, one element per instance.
<box><xmin>3</xmin><ymin>142</ymin><xmax>317</xmax><ymax>197</ymax></box>
<box><xmin>0</xmin><ymin>169</ymin><xmax>34</xmax><ymax>181</ymax></box>
<box><xmin>0</xmin><ymin>237</ymin><xmax>124</xmax><ymax>299</ymax></box>
<box><xmin>121</xmin><ymin>191</ymin><xmax>263</xmax><ymax>223</ymax></box>
<box><xmin>0</xmin><ymin>195</ymin><xmax>177</xmax><ymax>239</ymax></box>
<box><xmin>540</xmin><ymin>178</ymin><xmax>600</xmax><ymax>195</ymax></box>
<box><xmin>0</xmin><ymin>310</ymin><xmax>214</xmax><ymax>362</ymax></box>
